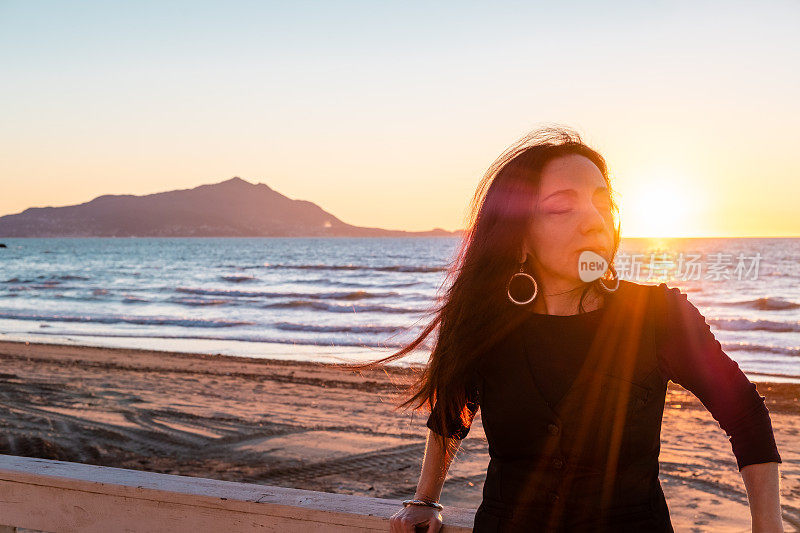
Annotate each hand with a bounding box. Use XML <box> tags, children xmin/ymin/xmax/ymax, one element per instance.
<box><xmin>389</xmin><ymin>504</ymin><xmax>443</xmax><ymax>532</ymax></box>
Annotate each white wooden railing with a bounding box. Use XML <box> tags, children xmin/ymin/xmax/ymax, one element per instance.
<box><xmin>0</xmin><ymin>455</ymin><xmax>475</xmax><ymax>532</ymax></box>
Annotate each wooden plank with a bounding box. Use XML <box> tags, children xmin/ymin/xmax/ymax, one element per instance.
<box><xmin>0</xmin><ymin>455</ymin><xmax>475</xmax><ymax>532</ymax></box>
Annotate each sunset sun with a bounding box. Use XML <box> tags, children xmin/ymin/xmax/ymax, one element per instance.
<box><xmin>620</xmin><ymin>170</ymin><xmax>704</xmax><ymax>238</ymax></box>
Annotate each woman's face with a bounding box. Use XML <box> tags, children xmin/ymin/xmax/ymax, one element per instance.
<box><xmin>525</xmin><ymin>154</ymin><xmax>615</xmax><ymax>286</ymax></box>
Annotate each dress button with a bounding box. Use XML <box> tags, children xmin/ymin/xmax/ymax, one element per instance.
<box><xmin>548</xmin><ymin>492</ymin><xmax>560</xmax><ymax>503</ymax></box>
<box><xmin>551</xmin><ymin>458</ymin><xmax>564</xmax><ymax>469</ymax></box>
<box><xmin>546</xmin><ymin>423</ymin><xmax>560</xmax><ymax>435</ymax></box>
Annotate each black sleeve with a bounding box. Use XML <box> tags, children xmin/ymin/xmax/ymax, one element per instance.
<box><xmin>425</xmin><ymin>378</ymin><xmax>480</xmax><ymax>440</ymax></box>
<box><xmin>653</xmin><ymin>283</ymin><xmax>782</xmax><ymax>471</ymax></box>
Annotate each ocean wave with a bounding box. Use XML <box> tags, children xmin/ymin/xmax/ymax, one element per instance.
<box><xmin>722</xmin><ymin>342</ymin><xmax>800</xmax><ymax>357</ymax></box>
<box><xmin>3</xmin><ymin>275</ymin><xmax>89</xmax><ymax>283</ymax></box>
<box><xmin>262</xmin><ymin>300</ymin><xmax>425</xmax><ymax>314</ymax></box>
<box><xmin>709</xmin><ymin>318</ymin><xmax>800</xmax><ymax>333</ymax></box>
<box><xmin>291</xmin><ymin>278</ymin><xmax>421</xmax><ymax>288</ymax></box>
<box><xmin>273</xmin><ymin>322</ymin><xmax>407</xmax><ymax>334</ymax></box>
<box><xmin>680</xmin><ymin>286</ymin><xmax>703</xmax><ymax>292</ymax></box>
<box><xmin>17</xmin><ymin>329</ymin><xmax>433</xmax><ymax>350</ymax></box>
<box><xmin>122</xmin><ymin>295</ymin><xmax>148</xmax><ymax>303</ymax></box>
<box><xmin>0</xmin><ymin>312</ymin><xmax>253</xmax><ymax>328</ymax></box>
<box><xmin>168</xmin><ymin>297</ymin><xmax>231</xmax><ymax>307</ymax></box>
<box><xmin>717</xmin><ymin>297</ymin><xmax>800</xmax><ymax>311</ymax></box>
<box><xmin>262</xmin><ymin>263</ymin><xmax>446</xmax><ymax>273</ymax></box>
<box><xmin>216</xmin><ymin>264</ymin><xmax>262</xmax><ymax>270</ymax></box>
<box><xmin>175</xmin><ymin>287</ymin><xmax>403</xmax><ymax>300</ymax></box>
<box><xmin>3</xmin><ymin>280</ymin><xmax>66</xmax><ymax>289</ymax></box>
<box><xmin>29</xmin><ymin>282</ymin><xmax>62</xmax><ymax>289</ymax></box>
<box><xmin>221</xmin><ymin>275</ymin><xmax>257</xmax><ymax>283</ymax></box>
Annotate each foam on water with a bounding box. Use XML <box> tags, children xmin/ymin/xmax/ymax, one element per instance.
<box><xmin>0</xmin><ymin>237</ymin><xmax>798</xmax><ymax>378</ymax></box>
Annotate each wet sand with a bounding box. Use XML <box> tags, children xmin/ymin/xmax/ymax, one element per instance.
<box><xmin>0</xmin><ymin>340</ymin><xmax>797</xmax><ymax>531</ymax></box>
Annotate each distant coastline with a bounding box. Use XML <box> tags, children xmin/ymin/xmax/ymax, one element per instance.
<box><xmin>0</xmin><ymin>177</ymin><xmax>462</xmax><ymax>238</ymax></box>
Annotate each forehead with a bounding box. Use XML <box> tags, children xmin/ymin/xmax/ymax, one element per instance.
<box><xmin>538</xmin><ymin>154</ymin><xmax>606</xmax><ymax>193</ymax></box>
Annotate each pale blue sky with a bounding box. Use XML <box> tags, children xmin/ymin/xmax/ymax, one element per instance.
<box><xmin>1</xmin><ymin>1</ymin><xmax>798</xmax><ymax>236</ymax></box>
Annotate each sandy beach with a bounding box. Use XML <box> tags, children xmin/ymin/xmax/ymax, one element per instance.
<box><xmin>0</xmin><ymin>340</ymin><xmax>797</xmax><ymax>531</ymax></box>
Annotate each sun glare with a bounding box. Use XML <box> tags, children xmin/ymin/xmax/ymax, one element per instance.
<box><xmin>619</xmin><ymin>169</ymin><xmax>704</xmax><ymax>238</ymax></box>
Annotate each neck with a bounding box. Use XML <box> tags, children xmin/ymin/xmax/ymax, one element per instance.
<box><xmin>531</xmin><ymin>280</ymin><xmax>603</xmax><ymax>315</ymax></box>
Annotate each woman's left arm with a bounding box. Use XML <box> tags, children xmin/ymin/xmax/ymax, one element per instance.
<box><xmin>741</xmin><ymin>461</ymin><xmax>784</xmax><ymax>532</ymax></box>
<box><xmin>653</xmin><ymin>284</ymin><xmax>784</xmax><ymax>528</ymax></box>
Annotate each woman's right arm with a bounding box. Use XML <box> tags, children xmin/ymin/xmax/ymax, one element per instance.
<box><xmin>389</xmin><ymin>429</ymin><xmax>462</xmax><ymax>533</ymax></box>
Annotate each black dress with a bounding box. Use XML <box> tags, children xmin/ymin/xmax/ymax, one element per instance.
<box><xmin>426</xmin><ymin>280</ymin><xmax>782</xmax><ymax>532</ymax></box>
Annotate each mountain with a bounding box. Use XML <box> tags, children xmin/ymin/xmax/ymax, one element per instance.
<box><xmin>0</xmin><ymin>177</ymin><xmax>461</xmax><ymax>238</ymax></box>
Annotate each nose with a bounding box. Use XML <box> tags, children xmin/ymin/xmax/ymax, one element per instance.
<box><xmin>579</xmin><ymin>203</ymin><xmax>610</xmax><ymax>236</ymax></box>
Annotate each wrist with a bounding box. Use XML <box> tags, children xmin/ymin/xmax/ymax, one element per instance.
<box><xmin>413</xmin><ymin>492</ymin><xmax>439</xmax><ymax>504</ymax></box>
<box><xmin>403</xmin><ymin>498</ymin><xmax>444</xmax><ymax>511</ymax></box>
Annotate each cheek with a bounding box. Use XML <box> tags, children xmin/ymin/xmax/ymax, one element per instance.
<box><xmin>532</xmin><ymin>216</ymin><xmax>575</xmax><ymax>243</ymax></box>
<box><xmin>530</xmin><ymin>223</ymin><xmax>575</xmax><ymax>266</ymax></box>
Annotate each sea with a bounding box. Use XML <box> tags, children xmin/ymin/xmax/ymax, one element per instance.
<box><xmin>0</xmin><ymin>237</ymin><xmax>798</xmax><ymax>382</ymax></box>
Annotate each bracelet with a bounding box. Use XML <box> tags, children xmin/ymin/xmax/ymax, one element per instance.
<box><xmin>402</xmin><ymin>499</ymin><xmax>444</xmax><ymax>511</ymax></box>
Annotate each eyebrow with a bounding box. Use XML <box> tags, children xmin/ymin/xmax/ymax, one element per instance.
<box><xmin>543</xmin><ymin>186</ymin><xmax>609</xmax><ymax>201</ymax></box>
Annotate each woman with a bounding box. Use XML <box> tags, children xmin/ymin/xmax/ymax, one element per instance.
<box><xmin>356</xmin><ymin>127</ymin><xmax>783</xmax><ymax>532</ymax></box>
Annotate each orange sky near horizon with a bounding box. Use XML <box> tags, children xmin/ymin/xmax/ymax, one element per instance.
<box><xmin>2</xmin><ymin>131</ymin><xmax>797</xmax><ymax>238</ymax></box>
<box><xmin>1</xmin><ymin>131</ymin><xmax>798</xmax><ymax>238</ymax></box>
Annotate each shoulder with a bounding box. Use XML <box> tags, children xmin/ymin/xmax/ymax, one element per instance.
<box><xmin>605</xmin><ymin>279</ymin><xmax>676</xmax><ymax>310</ymax></box>
<box><xmin>609</xmin><ymin>280</ymin><xmax>697</xmax><ymax>326</ymax></box>
<box><xmin>650</xmin><ymin>281</ymin><xmax>694</xmax><ymax>312</ymax></box>
<box><xmin>614</xmin><ymin>280</ymin><xmax>688</xmax><ymax>306</ymax></box>
<box><xmin>637</xmin><ymin>282</ymin><xmax>711</xmax><ymax>338</ymax></box>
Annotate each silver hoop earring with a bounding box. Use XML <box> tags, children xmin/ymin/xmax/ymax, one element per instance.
<box><xmin>507</xmin><ymin>263</ymin><xmax>539</xmax><ymax>305</ymax></box>
<box><xmin>596</xmin><ymin>264</ymin><xmax>620</xmax><ymax>293</ymax></box>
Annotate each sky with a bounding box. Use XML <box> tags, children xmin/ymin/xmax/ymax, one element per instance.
<box><xmin>1</xmin><ymin>1</ymin><xmax>798</xmax><ymax>237</ymax></box>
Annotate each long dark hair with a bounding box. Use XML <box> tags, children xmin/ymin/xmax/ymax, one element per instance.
<box><xmin>345</xmin><ymin>126</ymin><xmax>621</xmax><ymax>449</ymax></box>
